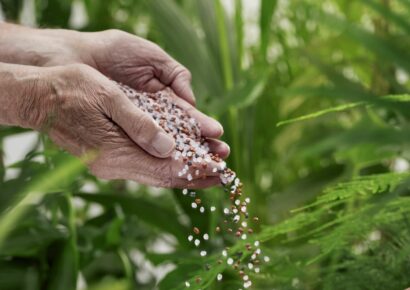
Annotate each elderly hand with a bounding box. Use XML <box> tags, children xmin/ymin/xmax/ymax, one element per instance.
<box><xmin>0</xmin><ymin>23</ymin><xmax>230</xmax><ymax>188</ymax></box>
<box><xmin>0</xmin><ymin>23</ymin><xmax>229</xmax><ymax>154</ymax></box>
<box><xmin>0</xmin><ymin>63</ymin><xmax>221</xmax><ymax>188</ymax></box>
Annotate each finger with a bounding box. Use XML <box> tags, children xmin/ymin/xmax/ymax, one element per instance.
<box><xmin>167</xmin><ymin>90</ymin><xmax>224</xmax><ymax>138</ymax></box>
<box><xmin>107</xmin><ymin>90</ymin><xmax>175</xmax><ymax>158</ymax></box>
<box><xmin>156</xmin><ymin>58</ymin><xmax>196</xmax><ymax>106</ymax></box>
<box><xmin>138</xmin><ymin>78</ymin><xmax>166</xmax><ymax>93</ymax></box>
<box><xmin>170</xmin><ymin>69</ymin><xmax>196</xmax><ymax>106</ymax></box>
<box><xmin>206</xmin><ymin>139</ymin><xmax>230</xmax><ymax>159</ymax></box>
<box><xmin>172</xmin><ymin>176</ymin><xmax>222</xmax><ymax>189</ymax></box>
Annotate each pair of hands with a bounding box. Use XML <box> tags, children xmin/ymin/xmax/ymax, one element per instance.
<box><xmin>0</xmin><ymin>24</ymin><xmax>229</xmax><ymax>188</ymax></box>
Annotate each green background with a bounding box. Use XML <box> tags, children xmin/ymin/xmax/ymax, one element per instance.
<box><xmin>0</xmin><ymin>0</ymin><xmax>410</xmax><ymax>289</ymax></box>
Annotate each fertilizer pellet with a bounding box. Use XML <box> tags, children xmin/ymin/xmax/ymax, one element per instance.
<box><xmin>117</xmin><ymin>83</ymin><xmax>268</xmax><ymax>289</ymax></box>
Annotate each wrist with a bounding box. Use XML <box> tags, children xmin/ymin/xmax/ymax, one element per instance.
<box><xmin>0</xmin><ymin>23</ymin><xmax>94</xmax><ymax>67</ymax></box>
<box><xmin>0</xmin><ymin>62</ymin><xmax>55</xmax><ymax>129</ymax></box>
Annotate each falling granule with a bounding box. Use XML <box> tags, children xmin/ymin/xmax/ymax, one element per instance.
<box><xmin>117</xmin><ymin>83</ymin><xmax>267</xmax><ymax>289</ymax></box>
<box><xmin>185</xmin><ymin>281</ymin><xmax>190</xmax><ymax>287</ymax></box>
<box><xmin>244</xmin><ymin>281</ymin><xmax>252</xmax><ymax>288</ymax></box>
<box><xmin>217</xmin><ymin>273</ymin><xmax>223</xmax><ymax>281</ymax></box>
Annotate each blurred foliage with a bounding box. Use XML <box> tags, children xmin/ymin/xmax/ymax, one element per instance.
<box><xmin>0</xmin><ymin>0</ymin><xmax>410</xmax><ymax>289</ymax></box>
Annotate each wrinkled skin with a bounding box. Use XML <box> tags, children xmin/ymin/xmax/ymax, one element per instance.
<box><xmin>0</xmin><ymin>24</ymin><xmax>229</xmax><ymax>188</ymax></box>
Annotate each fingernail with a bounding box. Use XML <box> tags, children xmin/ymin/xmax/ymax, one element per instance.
<box><xmin>152</xmin><ymin>132</ymin><xmax>175</xmax><ymax>157</ymax></box>
<box><xmin>215</xmin><ymin>121</ymin><xmax>224</xmax><ymax>136</ymax></box>
<box><xmin>188</xmin><ymin>89</ymin><xmax>196</xmax><ymax>105</ymax></box>
<box><xmin>224</xmin><ymin>142</ymin><xmax>230</xmax><ymax>155</ymax></box>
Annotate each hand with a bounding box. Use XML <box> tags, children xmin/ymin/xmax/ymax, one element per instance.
<box><xmin>0</xmin><ymin>23</ymin><xmax>230</xmax><ymax>159</ymax></box>
<box><xmin>0</xmin><ymin>63</ymin><xmax>222</xmax><ymax>188</ymax></box>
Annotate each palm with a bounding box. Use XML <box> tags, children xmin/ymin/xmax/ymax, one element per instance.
<box><xmin>91</xmin><ymin>31</ymin><xmax>194</xmax><ymax>105</ymax></box>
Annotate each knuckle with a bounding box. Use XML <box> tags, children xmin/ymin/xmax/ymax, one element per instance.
<box><xmin>168</xmin><ymin>64</ymin><xmax>191</xmax><ymax>83</ymax></box>
<box><xmin>103</xmin><ymin>84</ymin><xmax>123</xmax><ymax>104</ymax></box>
<box><xmin>65</xmin><ymin>63</ymin><xmax>94</xmax><ymax>79</ymax></box>
<box><xmin>181</xmin><ymin>68</ymin><xmax>192</xmax><ymax>81</ymax></box>
<box><xmin>102</xmin><ymin>29</ymin><xmax>129</xmax><ymax>41</ymax></box>
<box><xmin>132</xmin><ymin>113</ymin><xmax>155</xmax><ymax>139</ymax></box>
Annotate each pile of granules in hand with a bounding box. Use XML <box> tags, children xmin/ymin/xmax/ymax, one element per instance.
<box><xmin>117</xmin><ymin>82</ymin><xmax>269</xmax><ymax>289</ymax></box>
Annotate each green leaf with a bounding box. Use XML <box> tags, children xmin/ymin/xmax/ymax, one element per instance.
<box><xmin>0</xmin><ymin>261</ymin><xmax>40</xmax><ymax>290</ymax></box>
<box><xmin>213</xmin><ymin>0</ymin><xmax>234</xmax><ymax>90</ymax></box>
<box><xmin>259</xmin><ymin>0</ymin><xmax>278</xmax><ymax>61</ymax></box>
<box><xmin>277</xmin><ymin>94</ymin><xmax>410</xmax><ymax>126</ymax></box>
<box><xmin>320</xmin><ymin>12</ymin><xmax>410</xmax><ymax>72</ymax></box>
<box><xmin>47</xmin><ymin>194</ymin><xmax>78</xmax><ymax>290</ymax></box>
<box><xmin>47</xmin><ymin>239</ymin><xmax>78</xmax><ymax>290</ymax></box>
<box><xmin>74</xmin><ymin>193</ymin><xmax>189</xmax><ymax>245</ymax></box>
<box><xmin>0</xmin><ymin>0</ymin><xmax>24</xmax><ymax>20</ymax></box>
<box><xmin>362</xmin><ymin>0</ymin><xmax>410</xmax><ymax>33</ymax></box>
<box><xmin>277</xmin><ymin>101</ymin><xmax>364</xmax><ymax>127</ymax></box>
<box><xmin>208</xmin><ymin>76</ymin><xmax>268</xmax><ymax>114</ymax></box>
<box><xmin>36</xmin><ymin>0</ymin><xmax>72</xmax><ymax>27</ymax></box>
<box><xmin>0</xmin><ymin>155</ymin><xmax>85</xmax><ymax>248</ymax></box>
<box><xmin>0</xmin><ymin>207</ymin><xmax>68</xmax><ymax>257</ymax></box>
<box><xmin>149</xmin><ymin>0</ymin><xmax>224</xmax><ymax>98</ymax></box>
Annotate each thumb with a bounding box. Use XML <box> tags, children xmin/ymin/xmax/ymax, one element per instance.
<box><xmin>108</xmin><ymin>92</ymin><xmax>175</xmax><ymax>158</ymax></box>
